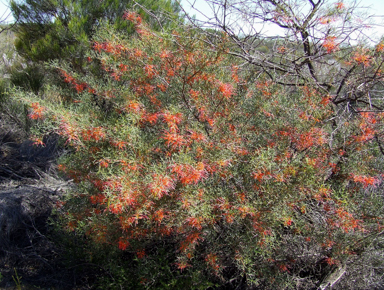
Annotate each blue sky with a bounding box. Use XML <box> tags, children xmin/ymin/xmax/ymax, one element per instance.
<box><xmin>1</xmin><ymin>0</ymin><xmax>384</xmax><ymax>33</ymax></box>
<box><xmin>180</xmin><ymin>0</ymin><xmax>384</xmax><ymax>40</ymax></box>
<box><xmin>0</xmin><ymin>0</ymin><xmax>12</xmax><ymax>24</ymax></box>
<box><xmin>178</xmin><ymin>0</ymin><xmax>384</xmax><ymax>15</ymax></box>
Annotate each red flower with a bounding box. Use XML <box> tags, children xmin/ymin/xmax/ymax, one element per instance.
<box><xmin>28</xmin><ymin>102</ymin><xmax>45</xmax><ymax>120</ymax></box>
<box><xmin>218</xmin><ymin>82</ymin><xmax>234</xmax><ymax>99</ymax></box>
<box><xmin>137</xmin><ymin>249</ymin><xmax>146</xmax><ymax>259</ymax></box>
<box><xmin>322</xmin><ymin>36</ymin><xmax>339</xmax><ymax>53</ymax></box>
<box><xmin>123</xmin><ymin>11</ymin><xmax>142</xmax><ymax>26</ymax></box>
<box><xmin>335</xmin><ymin>2</ymin><xmax>344</xmax><ymax>10</ymax></box>
<box><xmin>118</xmin><ymin>239</ymin><xmax>129</xmax><ymax>250</ymax></box>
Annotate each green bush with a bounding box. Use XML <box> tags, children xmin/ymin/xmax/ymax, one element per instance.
<box><xmin>9</xmin><ymin>63</ymin><xmax>45</xmax><ymax>94</ymax></box>
<box><xmin>13</xmin><ymin>11</ymin><xmax>384</xmax><ymax>289</ymax></box>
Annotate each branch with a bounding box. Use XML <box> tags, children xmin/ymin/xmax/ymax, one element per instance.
<box><xmin>375</xmin><ymin>134</ymin><xmax>384</xmax><ymax>156</ymax></box>
<box><xmin>334</xmin><ymin>65</ymin><xmax>357</xmax><ymax>102</ymax></box>
<box><xmin>318</xmin><ymin>264</ymin><xmax>347</xmax><ymax>290</ymax></box>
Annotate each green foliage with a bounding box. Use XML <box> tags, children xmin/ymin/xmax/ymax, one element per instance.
<box><xmin>11</xmin><ymin>0</ymin><xmax>180</xmax><ymax>64</ymax></box>
<box><xmin>50</xmin><ymin>213</ymin><xmax>214</xmax><ymax>289</ymax></box>
<box><xmin>8</xmin><ymin>63</ymin><xmax>45</xmax><ymax>94</ymax></box>
<box><xmin>0</xmin><ymin>27</ymin><xmax>15</xmax><ymax>106</ymax></box>
<box><xmin>0</xmin><ymin>78</ymin><xmax>9</xmax><ymax>107</ymax></box>
<box><xmin>9</xmin><ymin>0</ymin><xmax>181</xmax><ymax>99</ymax></box>
<box><xmin>12</xmin><ymin>268</ymin><xmax>22</xmax><ymax>290</ymax></box>
<box><xmin>10</xmin><ymin>4</ymin><xmax>384</xmax><ymax>289</ymax></box>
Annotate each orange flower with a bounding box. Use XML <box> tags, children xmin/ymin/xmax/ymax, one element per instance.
<box><xmin>109</xmin><ymin>203</ymin><xmax>123</xmax><ymax>214</ymax></box>
<box><xmin>157</xmin><ymin>83</ymin><xmax>167</xmax><ymax>92</ymax></box>
<box><xmin>278</xmin><ymin>264</ymin><xmax>289</xmax><ymax>272</ymax></box>
<box><xmin>162</xmin><ymin>112</ymin><xmax>182</xmax><ymax>127</ymax></box>
<box><xmin>137</xmin><ymin>249</ymin><xmax>146</xmax><ymax>259</ymax></box>
<box><xmin>319</xmin><ymin>17</ymin><xmax>333</xmax><ymax>24</ymax></box>
<box><xmin>82</xmin><ymin>127</ymin><xmax>106</xmax><ymax>142</ymax></box>
<box><xmin>284</xmin><ymin>218</ymin><xmax>293</xmax><ymax>226</ymax></box>
<box><xmin>179</xmin><ymin>232</ymin><xmax>201</xmax><ymax>252</ymax></box>
<box><xmin>277</xmin><ymin>46</ymin><xmax>286</xmax><ymax>53</ymax></box>
<box><xmin>110</xmin><ymin>140</ymin><xmax>127</xmax><ymax>150</ymax></box>
<box><xmin>32</xmin><ymin>137</ymin><xmax>45</xmax><ymax>146</ymax></box>
<box><xmin>322</xmin><ymin>36</ymin><xmax>339</xmax><ymax>53</ymax></box>
<box><xmin>149</xmin><ymin>174</ymin><xmax>175</xmax><ymax>198</ymax></box>
<box><xmin>144</xmin><ymin>64</ymin><xmax>156</xmax><ymax>78</ymax></box>
<box><xmin>186</xmin><ymin>216</ymin><xmax>203</xmax><ymax>230</ymax></box>
<box><xmin>123</xmin><ymin>11</ymin><xmax>142</xmax><ymax>26</ymax></box>
<box><xmin>205</xmin><ymin>253</ymin><xmax>220</xmax><ymax>271</ymax></box>
<box><xmin>350</xmin><ymin>174</ymin><xmax>378</xmax><ymax>187</ymax></box>
<box><xmin>28</xmin><ymin>102</ymin><xmax>45</xmax><ymax>120</ymax></box>
<box><xmin>218</xmin><ymin>82</ymin><xmax>234</xmax><ymax>99</ymax></box>
<box><xmin>153</xmin><ymin>209</ymin><xmax>166</xmax><ymax>224</ymax></box>
<box><xmin>176</xmin><ymin>261</ymin><xmax>190</xmax><ymax>271</ymax></box>
<box><xmin>144</xmin><ymin>113</ymin><xmax>159</xmax><ymax>124</ymax></box>
<box><xmin>160</xmin><ymin>50</ymin><xmax>171</xmax><ymax>58</ymax></box>
<box><xmin>118</xmin><ymin>239</ymin><xmax>129</xmax><ymax>250</ymax></box>
<box><xmin>320</xmin><ymin>95</ymin><xmax>331</xmax><ymax>106</ymax></box>
<box><xmin>335</xmin><ymin>2</ymin><xmax>344</xmax><ymax>10</ymax></box>
<box><xmin>189</xmin><ymin>89</ymin><xmax>199</xmax><ymax>100</ymax></box>
<box><xmin>231</xmin><ymin>65</ymin><xmax>240</xmax><ymax>82</ymax></box>
<box><xmin>119</xmin><ymin>63</ymin><xmax>128</xmax><ymax>72</ymax></box>
<box><xmin>325</xmin><ymin>257</ymin><xmax>337</xmax><ymax>265</ymax></box>
<box><xmin>99</xmin><ymin>159</ymin><xmax>109</xmax><ymax>168</ymax></box>
<box><xmin>353</xmin><ymin>50</ymin><xmax>371</xmax><ymax>66</ymax></box>
<box><xmin>162</xmin><ymin>131</ymin><xmax>186</xmax><ymax>149</ymax></box>
<box><xmin>134</xmin><ymin>48</ymin><xmax>143</xmax><ymax>58</ymax></box>
<box><xmin>128</xmin><ymin>101</ymin><xmax>141</xmax><ymax>112</ymax></box>
<box><xmin>172</xmin><ymin>163</ymin><xmax>207</xmax><ymax>185</ymax></box>
<box><xmin>189</xmin><ymin>130</ymin><xmax>206</xmax><ymax>142</ymax></box>
<box><xmin>376</xmin><ymin>42</ymin><xmax>384</xmax><ymax>52</ymax></box>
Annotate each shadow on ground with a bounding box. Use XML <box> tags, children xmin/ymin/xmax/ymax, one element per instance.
<box><xmin>0</xmin><ymin>112</ymin><xmax>99</xmax><ymax>289</ymax></box>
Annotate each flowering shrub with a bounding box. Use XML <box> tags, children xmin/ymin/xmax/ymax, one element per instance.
<box><xmin>18</xmin><ymin>12</ymin><xmax>384</xmax><ymax>289</ymax></box>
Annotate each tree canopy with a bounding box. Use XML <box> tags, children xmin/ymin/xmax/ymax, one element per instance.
<box><xmin>10</xmin><ymin>0</ymin><xmax>180</xmax><ymax>64</ymax></box>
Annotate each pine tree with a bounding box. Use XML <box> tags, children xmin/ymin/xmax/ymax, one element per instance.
<box><xmin>10</xmin><ymin>0</ymin><xmax>180</xmax><ymax>66</ymax></box>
